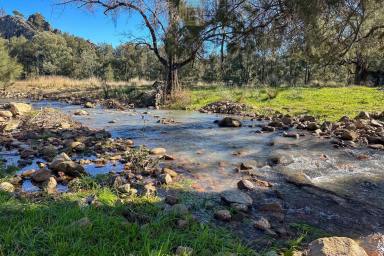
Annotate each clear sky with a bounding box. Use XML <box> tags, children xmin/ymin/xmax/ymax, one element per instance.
<box><xmin>0</xmin><ymin>0</ymin><xmax>146</xmax><ymax>46</ymax></box>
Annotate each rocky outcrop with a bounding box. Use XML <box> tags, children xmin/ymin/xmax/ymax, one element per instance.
<box><xmin>200</xmin><ymin>101</ymin><xmax>249</xmax><ymax>115</ymax></box>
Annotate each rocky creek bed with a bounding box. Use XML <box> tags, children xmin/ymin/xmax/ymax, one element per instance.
<box><xmin>0</xmin><ymin>100</ymin><xmax>383</xmax><ymax>255</ymax></box>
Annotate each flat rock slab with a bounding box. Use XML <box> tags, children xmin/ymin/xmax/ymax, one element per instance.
<box><xmin>221</xmin><ymin>190</ymin><xmax>253</xmax><ymax>206</ymax></box>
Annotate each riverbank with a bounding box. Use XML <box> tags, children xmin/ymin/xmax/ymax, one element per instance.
<box><xmin>1</xmin><ymin>101</ymin><xmax>383</xmax><ymax>255</ymax></box>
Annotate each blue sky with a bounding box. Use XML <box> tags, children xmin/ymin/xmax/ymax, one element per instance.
<box><xmin>0</xmin><ymin>0</ymin><xmax>146</xmax><ymax>46</ymax></box>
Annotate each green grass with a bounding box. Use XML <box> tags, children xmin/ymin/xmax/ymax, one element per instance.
<box><xmin>0</xmin><ymin>186</ymin><xmax>255</xmax><ymax>256</ymax></box>
<box><xmin>180</xmin><ymin>85</ymin><xmax>384</xmax><ymax>121</ymax></box>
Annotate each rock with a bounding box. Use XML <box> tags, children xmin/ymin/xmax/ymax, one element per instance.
<box><xmin>21</xmin><ymin>169</ymin><xmax>36</xmax><ymax>178</ymax></box>
<box><xmin>341</xmin><ymin>130</ymin><xmax>358</xmax><ymax>141</ymax></box>
<box><xmin>165</xmin><ymin>195</ymin><xmax>179</xmax><ymax>205</ymax></box>
<box><xmin>163</xmin><ymin>154</ymin><xmax>175</xmax><ymax>160</ymax></box>
<box><xmin>8</xmin><ymin>102</ymin><xmax>32</xmax><ymax>116</ymax></box>
<box><xmin>175</xmin><ymin>246</ymin><xmax>193</xmax><ymax>256</ymax></box>
<box><xmin>285</xmin><ymin>172</ymin><xmax>312</xmax><ymax>186</ymax></box>
<box><xmin>70</xmin><ymin>141</ymin><xmax>86</xmax><ymax>152</ymax></box>
<box><xmin>0</xmin><ymin>110</ymin><xmax>13</xmax><ymax>118</ymax></box>
<box><xmin>221</xmin><ymin>190</ymin><xmax>253</xmax><ymax>206</ymax></box>
<box><xmin>74</xmin><ymin>110</ymin><xmax>89</xmax><ymax>116</ymax></box>
<box><xmin>84</xmin><ymin>102</ymin><xmax>95</xmax><ymax>108</ymax></box>
<box><xmin>118</xmin><ymin>184</ymin><xmax>131</xmax><ymax>194</ymax></box>
<box><xmin>159</xmin><ymin>173</ymin><xmax>173</xmax><ymax>184</ymax></box>
<box><xmin>307</xmin><ymin>237</ymin><xmax>368</xmax><ymax>256</ymax></box>
<box><xmin>41</xmin><ymin>145</ymin><xmax>58</xmax><ymax>161</ymax></box>
<box><xmin>150</xmin><ymin>147</ymin><xmax>166</xmax><ymax>155</ymax></box>
<box><xmin>50</xmin><ymin>153</ymin><xmax>87</xmax><ymax>177</ymax></box>
<box><xmin>162</xmin><ymin>167</ymin><xmax>178</xmax><ymax>177</ymax></box>
<box><xmin>339</xmin><ymin>116</ymin><xmax>350</xmax><ymax>122</ymax></box>
<box><xmin>231</xmin><ymin>203</ymin><xmax>249</xmax><ymax>212</ymax></box>
<box><xmin>301</xmin><ymin>115</ymin><xmax>316</xmax><ymax>122</ymax></box>
<box><xmin>356</xmin><ymin>111</ymin><xmax>370</xmax><ymax>120</ymax></box>
<box><xmin>254</xmin><ymin>217</ymin><xmax>273</xmax><ymax>232</ymax></box>
<box><xmin>367</xmin><ymin>136</ymin><xmax>384</xmax><ymax>145</ymax></box>
<box><xmin>283</xmin><ymin>132</ymin><xmax>300</xmax><ymax>139</ymax></box>
<box><xmin>218</xmin><ymin>117</ymin><xmax>242</xmax><ymax>128</ymax></box>
<box><xmin>0</xmin><ymin>182</ymin><xmax>15</xmax><ymax>192</ymax></box>
<box><xmin>214</xmin><ymin>209</ymin><xmax>232</xmax><ymax>221</ymax></box>
<box><xmin>358</xmin><ymin>233</ymin><xmax>384</xmax><ymax>256</ymax></box>
<box><xmin>369</xmin><ymin>144</ymin><xmax>384</xmax><ymax>150</ymax></box>
<box><xmin>240</xmin><ymin>161</ymin><xmax>257</xmax><ymax>170</ymax></box>
<box><xmin>9</xmin><ymin>176</ymin><xmax>22</xmax><ymax>185</ymax></box>
<box><xmin>237</xmin><ymin>179</ymin><xmax>255</xmax><ymax>190</ymax></box>
<box><xmin>254</xmin><ymin>179</ymin><xmax>272</xmax><ymax>187</ymax></box>
<box><xmin>307</xmin><ymin>122</ymin><xmax>319</xmax><ymax>131</ymax></box>
<box><xmin>170</xmin><ymin>204</ymin><xmax>189</xmax><ymax>217</ymax></box>
<box><xmin>262</xmin><ymin>126</ymin><xmax>276</xmax><ymax>132</ymax></box>
<box><xmin>43</xmin><ymin>177</ymin><xmax>57</xmax><ymax>192</ymax></box>
<box><xmin>269</xmin><ymin>120</ymin><xmax>284</xmax><ymax>128</ymax></box>
<box><xmin>31</xmin><ymin>169</ymin><xmax>52</xmax><ymax>183</ymax></box>
<box><xmin>2</xmin><ymin>120</ymin><xmax>20</xmax><ymax>132</ymax></box>
<box><xmin>259</xmin><ymin>201</ymin><xmax>284</xmax><ymax>213</ymax></box>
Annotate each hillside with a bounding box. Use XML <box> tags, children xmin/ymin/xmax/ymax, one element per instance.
<box><xmin>0</xmin><ymin>13</ymin><xmax>52</xmax><ymax>39</ymax></box>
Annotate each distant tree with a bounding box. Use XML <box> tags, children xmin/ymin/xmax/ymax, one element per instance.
<box><xmin>0</xmin><ymin>8</ymin><xmax>6</xmax><ymax>17</ymax></box>
<box><xmin>0</xmin><ymin>39</ymin><xmax>22</xmax><ymax>91</ymax></box>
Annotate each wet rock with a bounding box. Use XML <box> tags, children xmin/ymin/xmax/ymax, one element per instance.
<box><xmin>31</xmin><ymin>169</ymin><xmax>52</xmax><ymax>183</ymax></box>
<box><xmin>84</xmin><ymin>102</ymin><xmax>95</xmax><ymax>108</ymax></box>
<box><xmin>240</xmin><ymin>161</ymin><xmax>257</xmax><ymax>170</ymax></box>
<box><xmin>0</xmin><ymin>110</ymin><xmax>13</xmax><ymax>118</ymax></box>
<box><xmin>285</xmin><ymin>172</ymin><xmax>313</xmax><ymax>186</ymax></box>
<box><xmin>214</xmin><ymin>209</ymin><xmax>232</xmax><ymax>221</ymax></box>
<box><xmin>0</xmin><ymin>182</ymin><xmax>15</xmax><ymax>192</ymax></box>
<box><xmin>50</xmin><ymin>153</ymin><xmax>87</xmax><ymax>177</ymax></box>
<box><xmin>358</xmin><ymin>233</ymin><xmax>384</xmax><ymax>256</ymax></box>
<box><xmin>21</xmin><ymin>169</ymin><xmax>36</xmax><ymax>178</ymax></box>
<box><xmin>369</xmin><ymin>144</ymin><xmax>384</xmax><ymax>150</ymax></box>
<box><xmin>237</xmin><ymin>179</ymin><xmax>255</xmax><ymax>190</ymax></box>
<box><xmin>218</xmin><ymin>117</ymin><xmax>242</xmax><ymax>128</ymax></box>
<box><xmin>41</xmin><ymin>145</ymin><xmax>58</xmax><ymax>161</ymax></box>
<box><xmin>8</xmin><ymin>102</ymin><xmax>32</xmax><ymax>116</ymax></box>
<box><xmin>165</xmin><ymin>195</ymin><xmax>179</xmax><ymax>205</ymax></box>
<box><xmin>74</xmin><ymin>110</ymin><xmax>89</xmax><ymax>116</ymax></box>
<box><xmin>269</xmin><ymin>120</ymin><xmax>284</xmax><ymax>128</ymax></box>
<box><xmin>341</xmin><ymin>130</ymin><xmax>358</xmax><ymax>141</ymax></box>
<box><xmin>307</xmin><ymin>237</ymin><xmax>368</xmax><ymax>256</ymax></box>
<box><xmin>175</xmin><ymin>246</ymin><xmax>193</xmax><ymax>256</ymax></box>
<box><xmin>221</xmin><ymin>190</ymin><xmax>253</xmax><ymax>206</ymax></box>
<box><xmin>150</xmin><ymin>147</ymin><xmax>166</xmax><ymax>155</ymax></box>
<box><xmin>43</xmin><ymin>177</ymin><xmax>57</xmax><ymax>192</ymax></box>
<box><xmin>262</xmin><ymin>126</ymin><xmax>276</xmax><ymax>132</ymax></box>
<box><xmin>283</xmin><ymin>132</ymin><xmax>300</xmax><ymax>139</ymax></box>
<box><xmin>159</xmin><ymin>173</ymin><xmax>173</xmax><ymax>184</ymax></box>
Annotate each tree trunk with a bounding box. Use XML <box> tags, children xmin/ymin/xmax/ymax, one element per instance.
<box><xmin>164</xmin><ymin>66</ymin><xmax>180</xmax><ymax>100</ymax></box>
<box><xmin>354</xmin><ymin>53</ymin><xmax>368</xmax><ymax>85</ymax></box>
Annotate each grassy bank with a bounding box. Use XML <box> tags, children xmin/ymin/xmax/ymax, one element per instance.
<box><xmin>173</xmin><ymin>86</ymin><xmax>384</xmax><ymax>121</ymax></box>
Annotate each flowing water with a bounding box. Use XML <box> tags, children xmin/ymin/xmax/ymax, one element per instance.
<box><xmin>2</xmin><ymin>100</ymin><xmax>384</xmax><ymax>236</ymax></box>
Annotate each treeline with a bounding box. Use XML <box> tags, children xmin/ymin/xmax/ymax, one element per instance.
<box><xmin>1</xmin><ymin>6</ymin><xmax>384</xmax><ymax>87</ymax></box>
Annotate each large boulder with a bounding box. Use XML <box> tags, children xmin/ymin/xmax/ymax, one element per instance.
<box><xmin>49</xmin><ymin>153</ymin><xmax>87</xmax><ymax>177</ymax></box>
<box><xmin>8</xmin><ymin>102</ymin><xmax>32</xmax><ymax>116</ymax></box>
<box><xmin>307</xmin><ymin>237</ymin><xmax>368</xmax><ymax>256</ymax></box>
<box><xmin>218</xmin><ymin>117</ymin><xmax>242</xmax><ymax>128</ymax></box>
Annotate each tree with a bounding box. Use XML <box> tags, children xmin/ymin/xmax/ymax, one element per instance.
<box><xmin>12</xmin><ymin>10</ymin><xmax>24</xmax><ymax>18</ymax></box>
<box><xmin>0</xmin><ymin>39</ymin><xmax>22</xmax><ymax>91</ymax></box>
<box><xmin>61</xmin><ymin>0</ymin><xmax>258</xmax><ymax>100</ymax></box>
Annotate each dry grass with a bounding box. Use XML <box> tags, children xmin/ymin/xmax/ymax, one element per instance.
<box><xmin>13</xmin><ymin>76</ymin><xmax>154</xmax><ymax>93</ymax></box>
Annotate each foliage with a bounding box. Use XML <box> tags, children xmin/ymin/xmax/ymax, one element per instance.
<box><xmin>0</xmin><ymin>38</ymin><xmax>22</xmax><ymax>91</ymax></box>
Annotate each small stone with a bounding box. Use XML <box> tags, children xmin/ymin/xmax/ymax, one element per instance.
<box><xmin>283</xmin><ymin>132</ymin><xmax>300</xmax><ymax>139</ymax></box>
<box><xmin>70</xmin><ymin>141</ymin><xmax>86</xmax><ymax>152</ymax></box>
<box><xmin>74</xmin><ymin>110</ymin><xmax>89</xmax><ymax>116</ymax></box>
<box><xmin>9</xmin><ymin>176</ymin><xmax>22</xmax><ymax>185</ymax></box>
<box><xmin>341</xmin><ymin>130</ymin><xmax>358</xmax><ymax>141</ymax></box>
<box><xmin>150</xmin><ymin>147</ymin><xmax>166</xmax><ymax>155</ymax></box>
<box><xmin>0</xmin><ymin>182</ymin><xmax>15</xmax><ymax>192</ymax></box>
<box><xmin>307</xmin><ymin>122</ymin><xmax>319</xmax><ymax>131</ymax></box>
<box><xmin>159</xmin><ymin>173</ymin><xmax>173</xmax><ymax>184</ymax></box>
<box><xmin>218</xmin><ymin>117</ymin><xmax>242</xmax><ymax>128</ymax></box>
<box><xmin>0</xmin><ymin>110</ymin><xmax>13</xmax><ymax>118</ymax></box>
<box><xmin>165</xmin><ymin>195</ymin><xmax>179</xmax><ymax>205</ymax></box>
<box><xmin>369</xmin><ymin>144</ymin><xmax>384</xmax><ymax>150</ymax></box>
<box><xmin>262</xmin><ymin>126</ymin><xmax>276</xmax><ymax>132</ymax></box>
<box><xmin>254</xmin><ymin>217</ymin><xmax>271</xmax><ymax>230</ymax></box>
<box><xmin>214</xmin><ymin>209</ymin><xmax>232</xmax><ymax>221</ymax></box>
<box><xmin>163</xmin><ymin>154</ymin><xmax>175</xmax><ymax>160</ymax></box>
<box><xmin>43</xmin><ymin>177</ymin><xmax>57</xmax><ymax>193</ymax></box>
<box><xmin>259</xmin><ymin>201</ymin><xmax>284</xmax><ymax>213</ymax></box>
<box><xmin>162</xmin><ymin>168</ymin><xmax>178</xmax><ymax>177</ymax></box>
<box><xmin>240</xmin><ymin>161</ymin><xmax>257</xmax><ymax>170</ymax></box>
<box><xmin>237</xmin><ymin>179</ymin><xmax>255</xmax><ymax>190</ymax></box>
<box><xmin>231</xmin><ymin>203</ymin><xmax>249</xmax><ymax>212</ymax></box>
<box><xmin>118</xmin><ymin>184</ymin><xmax>131</xmax><ymax>193</ymax></box>
<box><xmin>175</xmin><ymin>246</ymin><xmax>193</xmax><ymax>256</ymax></box>
<box><xmin>356</xmin><ymin>111</ymin><xmax>370</xmax><ymax>120</ymax></box>
<box><xmin>21</xmin><ymin>169</ymin><xmax>36</xmax><ymax>178</ymax></box>
<box><xmin>84</xmin><ymin>102</ymin><xmax>95</xmax><ymax>108</ymax></box>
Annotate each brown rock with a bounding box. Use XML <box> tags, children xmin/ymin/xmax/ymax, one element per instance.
<box><xmin>308</xmin><ymin>237</ymin><xmax>368</xmax><ymax>256</ymax></box>
<box><xmin>31</xmin><ymin>169</ymin><xmax>52</xmax><ymax>183</ymax></box>
<box><xmin>214</xmin><ymin>209</ymin><xmax>232</xmax><ymax>221</ymax></box>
